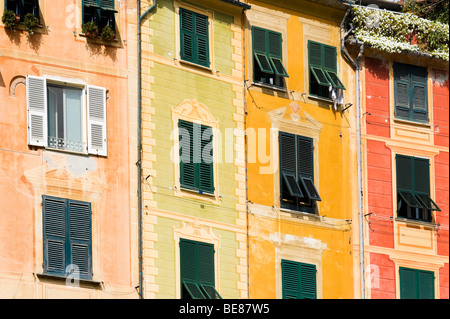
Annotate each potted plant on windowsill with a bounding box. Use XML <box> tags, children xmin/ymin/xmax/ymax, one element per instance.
<box><xmin>100</xmin><ymin>25</ymin><xmax>115</xmax><ymax>42</ymax></box>
<box><xmin>2</xmin><ymin>10</ymin><xmax>17</xmax><ymax>30</ymax></box>
<box><xmin>24</xmin><ymin>13</ymin><xmax>38</xmax><ymax>35</ymax></box>
<box><xmin>82</xmin><ymin>21</ymin><xmax>99</xmax><ymax>39</ymax></box>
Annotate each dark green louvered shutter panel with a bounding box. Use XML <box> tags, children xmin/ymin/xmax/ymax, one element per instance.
<box><xmin>323</xmin><ymin>45</ymin><xmax>337</xmax><ymax>72</ymax></box>
<box><xmin>412</xmin><ymin>67</ymin><xmax>428</xmax><ymax>122</ymax></box>
<box><xmin>280</xmin><ymin>132</ymin><xmax>302</xmax><ymax>198</ymax></box>
<box><xmin>298</xmin><ymin>137</ymin><xmax>313</xmax><ymax>179</ymax></box>
<box><xmin>43</xmin><ymin>196</ymin><xmax>67</xmax><ymax>276</ymax></box>
<box><xmin>282</xmin><ymin>260</ymin><xmax>317</xmax><ymax>299</ymax></box>
<box><xmin>396</xmin><ymin>155</ymin><xmax>413</xmax><ymax>192</ymax></box>
<box><xmin>268</xmin><ymin>31</ymin><xmax>288</xmax><ymax>77</ymax></box>
<box><xmin>252</xmin><ymin>27</ymin><xmax>274</xmax><ymax>74</ymax></box>
<box><xmin>199</xmin><ymin>125</ymin><xmax>214</xmax><ymax>193</ymax></box>
<box><xmin>68</xmin><ymin>200</ymin><xmax>92</xmax><ymax>280</ymax></box>
<box><xmin>308</xmin><ymin>41</ymin><xmax>322</xmax><ymax>68</ymax></box>
<box><xmin>99</xmin><ymin>0</ymin><xmax>114</xmax><ymax>9</ymax></box>
<box><xmin>414</xmin><ymin>158</ymin><xmax>430</xmax><ymax>195</ymax></box>
<box><xmin>394</xmin><ymin>63</ymin><xmax>411</xmax><ymax>120</ymax></box>
<box><xmin>400</xmin><ymin>267</ymin><xmax>417</xmax><ymax>299</ymax></box>
<box><xmin>418</xmin><ymin>270</ymin><xmax>435</xmax><ymax>299</ymax></box>
<box><xmin>282</xmin><ymin>260</ymin><xmax>300</xmax><ymax>299</ymax></box>
<box><xmin>179</xmin><ymin>120</ymin><xmax>196</xmax><ymax>190</ymax></box>
<box><xmin>195</xmin><ymin>13</ymin><xmax>210</xmax><ymax>67</ymax></box>
<box><xmin>198</xmin><ymin>242</ymin><xmax>215</xmax><ymax>285</ymax></box>
<box><xmin>180</xmin><ymin>239</ymin><xmax>197</xmax><ymax>282</ymax></box>
<box><xmin>180</xmin><ymin>9</ymin><xmax>210</xmax><ymax>68</ymax></box>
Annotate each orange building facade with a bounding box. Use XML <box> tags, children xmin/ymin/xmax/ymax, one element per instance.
<box><xmin>0</xmin><ymin>0</ymin><xmax>139</xmax><ymax>298</ymax></box>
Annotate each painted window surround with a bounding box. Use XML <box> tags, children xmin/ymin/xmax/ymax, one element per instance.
<box><xmin>171</xmin><ymin>99</ymin><xmax>220</xmax><ymax>204</ymax></box>
<box><xmin>174</xmin><ymin>0</ymin><xmax>215</xmax><ymax>72</ymax></box>
<box><xmin>173</xmin><ymin>220</ymin><xmax>221</xmax><ymax>299</ymax></box>
<box><xmin>268</xmin><ymin>106</ymin><xmax>323</xmax><ymax>215</ymax></box>
<box><xmin>393</xmin><ymin>262</ymin><xmax>439</xmax><ymax>299</ymax></box>
<box><xmin>246</xmin><ymin>3</ymin><xmax>289</xmax><ymax>93</ymax></box>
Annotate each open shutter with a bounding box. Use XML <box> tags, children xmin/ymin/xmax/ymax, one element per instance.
<box><xmin>298</xmin><ymin>137</ymin><xmax>321</xmax><ymax>201</ymax></box>
<box><xmin>411</xmin><ymin>67</ymin><xmax>428</xmax><ymax>122</ymax></box>
<box><xmin>179</xmin><ymin>120</ymin><xmax>196</xmax><ymax>190</ymax></box>
<box><xmin>195</xmin><ymin>13</ymin><xmax>210</xmax><ymax>68</ymax></box>
<box><xmin>268</xmin><ymin>31</ymin><xmax>288</xmax><ymax>77</ymax></box>
<box><xmin>43</xmin><ymin>196</ymin><xmax>66</xmax><ymax>276</ymax></box>
<box><xmin>253</xmin><ymin>27</ymin><xmax>274</xmax><ymax>74</ymax></box>
<box><xmin>68</xmin><ymin>200</ymin><xmax>92</xmax><ymax>280</ymax></box>
<box><xmin>87</xmin><ymin>85</ymin><xmax>107</xmax><ymax>156</ymax></box>
<box><xmin>27</xmin><ymin>75</ymin><xmax>47</xmax><ymax>147</ymax></box>
<box><xmin>199</xmin><ymin>125</ymin><xmax>214</xmax><ymax>193</ymax></box>
<box><xmin>280</xmin><ymin>132</ymin><xmax>304</xmax><ymax>199</ymax></box>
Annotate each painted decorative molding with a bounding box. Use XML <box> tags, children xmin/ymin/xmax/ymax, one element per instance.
<box><xmin>9</xmin><ymin>76</ymin><xmax>26</xmax><ymax>97</ymax></box>
<box><xmin>172</xmin><ymin>99</ymin><xmax>219</xmax><ymax>125</ymax></box>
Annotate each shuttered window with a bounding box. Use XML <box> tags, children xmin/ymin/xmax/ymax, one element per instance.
<box><xmin>400</xmin><ymin>267</ymin><xmax>435</xmax><ymax>299</ymax></box>
<box><xmin>43</xmin><ymin>196</ymin><xmax>92</xmax><ymax>280</ymax></box>
<box><xmin>394</xmin><ymin>62</ymin><xmax>428</xmax><ymax>123</ymax></box>
<box><xmin>179</xmin><ymin>8</ymin><xmax>210</xmax><ymax>68</ymax></box>
<box><xmin>280</xmin><ymin>132</ymin><xmax>320</xmax><ymax>213</ymax></box>
<box><xmin>282</xmin><ymin>260</ymin><xmax>317</xmax><ymax>299</ymax></box>
<box><xmin>5</xmin><ymin>0</ymin><xmax>39</xmax><ymax>21</ymax></box>
<box><xmin>179</xmin><ymin>120</ymin><xmax>214</xmax><ymax>194</ymax></box>
<box><xmin>396</xmin><ymin>155</ymin><xmax>440</xmax><ymax>222</ymax></box>
<box><xmin>252</xmin><ymin>27</ymin><xmax>288</xmax><ymax>88</ymax></box>
<box><xmin>308</xmin><ymin>41</ymin><xmax>345</xmax><ymax>99</ymax></box>
<box><xmin>180</xmin><ymin>239</ymin><xmax>221</xmax><ymax>299</ymax></box>
<box><xmin>82</xmin><ymin>0</ymin><xmax>116</xmax><ymax>31</ymax></box>
<box><xmin>26</xmin><ymin>75</ymin><xmax>108</xmax><ymax>156</ymax></box>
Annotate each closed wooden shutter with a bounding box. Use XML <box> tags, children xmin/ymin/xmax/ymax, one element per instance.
<box><xmin>43</xmin><ymin>196</ymin><xmax>67</xmax><ymax>276</ymax></box>
<box><xmin>414</xmin><ymin>158</ymin><xmax>430</xmax><ymax>195</ymax></box>
<box><xmin>411</xmin><ymin>67</ymin><xmax>428</xmax><ymax>122</ymax></box>
<box><xmin>199</xmin><ymin>125</ymin><xmax>214</xmax><ymax>193</ymax></box>
<box><xmin>298</xmin><ymin>137</ymin><xmax>321</xmax><ymax>201</ymax></box>
<box><xmin>400</xmin><ymin>267</ymin><xmax>435</xmax><ymax>299</ymax></box>
<box><xmin>27</xmin><ymin>75</ymin><xmax>48</xmax><ymax>147</ymax></box>
<box><xmin>197</xmin><ymin>242</ymin><xmax>215</xmax><ymax>286</ymax></box>
<box><xmin>180</xmin><ymin>9</ymin><xmax>210</xmax><ymax>68</ymax></box>
<box><xmin>87</xmin><ymin>85</ymin><xmax>107</xmax><ymax>156</ymax></box>
<box><xmin>68</xmin><ymin>200</ymin><xmax>92</xmax><ymax>280</ymax></box>
<box><xmin>179</xmin><ymin>120</ymin><xmax>196</xmax><ymax>190</ymax></box>
<box><xmin>282</xmin><ymin>260</ymin><xmax>317</xmax><ymax>299</ymax></box>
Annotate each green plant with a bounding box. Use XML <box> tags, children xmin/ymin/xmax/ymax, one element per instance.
<box><xmin>24</xmin><ymin>13</ymin><xmax>38</xmax><ymax>35</ymax></box>
<box><xmin>82</xmin><ymin>21</ymin><xmax>99</xmax><ymax>39</ymax></box>
<box><xmin>2</xmin><ymin>10</ymin><xmax>17</xmax><ymax>30</ymax></box>
<box><xmin>100</xmin><ymin>25</ymin><xmax>115</xmax><ymax>42</ymax></box>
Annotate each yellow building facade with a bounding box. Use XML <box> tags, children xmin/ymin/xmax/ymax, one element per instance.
<box><xmin>245</xmin><ymin>0</ymin><xmax>359</xmax><ymax>299</ymax></box>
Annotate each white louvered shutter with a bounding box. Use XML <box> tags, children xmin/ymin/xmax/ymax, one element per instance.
<box><xmin>27</xmin><ymin>75</ymin><xmax>47</xmax><ymax>147</ymax></box>
<box><xmin>87</xmin><ymin>85</ymin><xmax>107</xmax><ymax>156</ymax></box>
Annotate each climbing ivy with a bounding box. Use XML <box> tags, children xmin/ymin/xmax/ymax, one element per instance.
<box><xmin>352</xmin><ymin>6</ymin><xmax>449</xmax><ymax>61</ymax></box>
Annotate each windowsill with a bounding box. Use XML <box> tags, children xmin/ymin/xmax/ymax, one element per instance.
<box><xmin>2</xmin><ymin>22</ymin><xmax>45</xmax><ymax>34</ymax></box>
<box><xmin>79</xmin><ymin>33</ymin><xmax>121</xmax><ymax>47</ymax></box>
<box><xmin>179</xmin><ymin>186</ymin><xmax>215</xmax><ymax>198</ymax></box>
<box><xmin>395</xmin><ymin>217</ymin><xmax>437</xmax><ymax>228</ymax></box>
<box><xmin>179</xmin><ymin>59</ymin><xmax>214</xmax><ymax>73</ymax></box>
<box><xmin>35</xmin><ymin>273</ymin><xmax>103</xmax><ymax>288</ymax></box>
<box><xmin>44</xmin><ymin>146</ymin><xmax>89</xmax><ymax>157</ymax></box>
<box><xmin>251</xmin><ymin>81</ymin><xmax>287</xmax><ymax>93</ymax></box>
<box><xmin>307</xmin><ymin>94</ymin><xmax>333</xmax><ymax>103</ymax></box>
<box><xmin>393</xmin><ymin>118</ymin><xmax>431</xmax><ymax>128</ymax></box>
<box><xmin>279</xmin><ymin>207</ymin><xmax>320</xmax><ymax>220</ymax></box>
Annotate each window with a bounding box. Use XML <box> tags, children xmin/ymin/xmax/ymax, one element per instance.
<box><xmin>26</xmin><ymin>75</ymin><xmax>107</xmax><ymax>156</ymax></box>
<box><xmin>396</xmin><ymin>155</ymin><xmax>440</xmax><ymax>222</ymax></box>
<box><xmin>279</xmin><ymin>132</ymin><xmax>321</xmax><ymax>213</ymax></box>
<box><xmin>82</xmin><ymin>0</ymin><xmax>117</xmax><ymax>32</ymax></box>
<box><xmin>394</xmin><ymin>62</ymin><xmax>428</xmax><ymax>123</ymax></box>
<box><xmin>281</xmin><ymin>260</ymin><xmax>317</xmax><ymax>299</ymax></box>
<box><xmin>308</xmin><ymin>41</ymin><xmax>345</xmax><ymax>99</ymax></box>
<box><xmin>252</xmin><ymin>27</ymin><xmax>289</xmax><ymax>88</ymax></box>
<box><xmin>5</xmin><ymin>0</ymin><xmax>39</xmax><ymax>22</ymax></box>
<box><xmin>42</xmin><ymin>196</ymin><xmax>92</xmax><ymax>280</ymax></box>
<box><xmin>179</xmin><ymin>239</ymin><xmax>222</xmax><ymax>299</ymax></box>
<box><xmin>179</xmin><ymin>120</ymin><xmax>214</xmax><ymax>194</ymax></box>
<box><xmin>179</xmin><ymin>8</ymin><xmax>210</xmax><ymax>68</ymax></box>
<box><xmin>399</xmin><ymin>267</ymin><xmax>435</xmax><ymax>299</ymax></box>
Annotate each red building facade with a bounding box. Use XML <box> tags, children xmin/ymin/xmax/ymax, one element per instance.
<box><xmin>362</xmin><ymin>55</ymin><xmax>449</xmax><ymax>299</ymax></box>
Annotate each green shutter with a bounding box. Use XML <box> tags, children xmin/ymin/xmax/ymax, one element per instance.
<box><xmin>43</xmin><ymin>196</ymin><xmax>67</xmax><ymax>276</ymax></box>
<box><xmin>268</xmin><ymin>31</ymin><xmax>289</xmax><ymax>77</ymax></box>
<box><xmin>282</xmin><ymin>260</ymin><xmax>317</xmax><ymax>299</ymax></box>
<box><xmin>68</xmin><ymin>200</ymin><xmax>92</xmax><ymax>280</ymax></box>
<box><xmin>252</xmin><ymin>27</ymin><xmax>288</xmax><ymax>77</ymax></box>
<box><xmin>418</xmin><ymin>270</ymin><xmax>435</xmax><ymax>299</ymax></box>
<box><xmin>400</xmin><ymin>267</ymin><xmax>418</xmax><ymax>299</ymax></box>
<box><xmin>396</xmin><ymin>155</ymin><xmax>413</xmax><ymax>192</ymax></box>
<box><xmin>400</xmin><ymin>267</ymin><xmax>435</xmax><ymax>299</ymax></box>
<box><xmin>413</xmin><ymin>158</ymin><xmax>430</xmax><ymax>195</ymax></box>
<box><xmin>199</xmin><ymin>125</ymin><xmax>214</xmax><ymax>193</ymax></box>
<box><xmin>280</xmin><ymin>132</ymin><xmax>303</xmax><ymax>199</ymax></box>
<box><xmin>197</xmin><ymin>242</ymin><xmax>215</xmax><ymax>285</ymax></box>
<box><xmin>179</xmin><ymin>120</ymin><xmax>196</xmax><ymax>190</ymax></box>
<box><xmin>308</xmin><ymin>41</ymin><xmax>322</xmax><ymax>68</ymax></box>
<box><xmin>180</xmin><ymin>9</ymin><xmax>210</xmax><ymax>68</ymax></box>
<box><xmin>411</xmin><ymin>67</ymin><xmax>428</xmax><ymax>122</ymax></box>
<box><xmin>298</xmin><ymin>136</ymin><xmax>321</xmax><ymax>202</ymax></box>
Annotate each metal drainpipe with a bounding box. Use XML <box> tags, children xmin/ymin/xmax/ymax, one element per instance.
<box><xmin>137</xmin><ymin>0</ymin><xmax>157</xmax><ymax>300</ymax></box>
<box><xmin>340</xmin><ymin>5</ymin><xmax>366</xmax><ymax>299</ymax></box>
